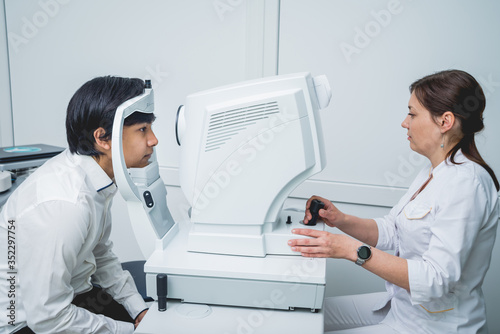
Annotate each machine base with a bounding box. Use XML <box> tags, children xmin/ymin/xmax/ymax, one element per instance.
<box><xmin>136</xmin><ymin>301</ymin><xmax>324</xmax><ymax>334</ymax></box>
<box><xmin>145</xmin><ymin>216</ymin><xmax>326</xmax><ymax>311</ymax></box>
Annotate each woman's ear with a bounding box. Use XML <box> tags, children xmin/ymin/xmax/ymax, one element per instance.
<box><xmin>440</xmin><ymin>111</ymin><xmax>456</xmax><ymax>133</ymax></box>
<box><xmin>93</xmin><ymin>127</ymin><xmax>111</xmax><ymax>152</ymax></box>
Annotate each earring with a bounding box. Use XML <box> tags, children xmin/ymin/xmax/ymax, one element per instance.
<box><xmin>440</xmin><ymin>134</ymin><xmax>445</xmax><ymax>149</ymax></box>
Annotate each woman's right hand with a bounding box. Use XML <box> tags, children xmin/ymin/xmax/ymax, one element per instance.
<box><xmin>303</xmin><ymin>195</ymin><xmax>346</xmax><ymax>228</ymax></box>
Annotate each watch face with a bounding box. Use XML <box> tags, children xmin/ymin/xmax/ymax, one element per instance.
<box><xmin>358</xmin><ymin>246</ymin><xmax>371</xmax><ymax>259</ymax></box>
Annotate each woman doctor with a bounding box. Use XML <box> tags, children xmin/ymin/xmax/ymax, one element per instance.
<box><xmin>288</xmin><ymin>69</ymin><xmax>499</xmax><ymax>333</ymax></box>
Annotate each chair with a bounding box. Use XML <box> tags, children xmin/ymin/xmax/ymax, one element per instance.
<box><xmin>121</xmin><ymin>260</ymin><xmax>154</xmax><ymax>302</ymax></box>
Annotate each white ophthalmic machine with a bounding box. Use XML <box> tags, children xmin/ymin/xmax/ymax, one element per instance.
<box><xmin>112</xmin><ymin>72</ymin><xmax>332</xmax><ymax>333</ymax></box>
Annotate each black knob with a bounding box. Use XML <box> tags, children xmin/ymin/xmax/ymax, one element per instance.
<box><xmin>157</xmin><ymin>274</ymin><xmax>167</xmax><ymax>311</ymax></box>
<box><xmin>286</xmin><ymin>216</ymin><xmax>292</xmax><ymax>224</ymax></box>
<box><xmin>145</xmin><ymin>79</ymin><xmax>152</xmax><ymax>89</ymax></box>
<box><xmin>307</xmin><ymin>199</ymin><xmax>325</xmax><ymax>226</ymax></box>
<box><xmin>143</xmin><ymin>191</ymin><xmax>154</xmax><ymax>208</ymax></box>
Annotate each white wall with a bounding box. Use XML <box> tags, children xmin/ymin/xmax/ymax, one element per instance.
<box><xmin>2</xmin><ymin>0</ymin><xmax>500</xmax><ymax>331</ymax></box>
<box><xmin>4</xmin><ymin>0</ymin><xmax>250</xmax><ymax>151</ymax></box>
<box><xmin>0</xmin><ymin>0</ymin><xmax>13</xmax><ymax>147</ymax></box>
<box><xmin>281</xmin><ymin>0</ymin><xmax>500</xmax><ymax>203</ymax></box>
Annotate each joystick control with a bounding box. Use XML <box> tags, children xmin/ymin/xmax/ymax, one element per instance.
<box><xmin>307</xmin><ymin>199</ymin><xmax>325</xmax><ymax>226</ymax></box>
<box><xmin>157</xmin><ymin>274</ymin><xmax>168</xmax><ymax>311</ymax></box>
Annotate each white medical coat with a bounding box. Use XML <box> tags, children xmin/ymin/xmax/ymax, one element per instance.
<box><xmin>0</xmin><ymin>150</ymin><xmax>147</xmax><ymax>334</ymax></box>
<box><xmin>374</xmin><ymin>150</ymin><xmax>499</xmax><ymax>333</ymax></box>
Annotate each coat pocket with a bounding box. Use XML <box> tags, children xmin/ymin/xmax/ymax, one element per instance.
<box><xmin>418</xmin><ymin>297</ymin><xmax>456</xmax><ymax>315</ymax></box>
<box><xmin>403</xmin><ymin>202</ymin><xmax>432</xmax><ymax>220</ymax></box>
<box><xmin>399</xmin><ymin>202</ymin><xmax>434</xmax><ymax>253</ymax></box>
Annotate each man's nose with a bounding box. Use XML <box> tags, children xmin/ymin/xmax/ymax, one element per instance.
<box><xmin>149</xmin><ymin>130</ymin><xmax>159</xmax><ymax>146</ymax></box>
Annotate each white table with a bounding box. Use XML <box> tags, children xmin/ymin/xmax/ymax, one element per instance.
<box><xmin>136</xmin><ymin>301</ymin><xmax>324</xmax><ymax>334</ymax></box>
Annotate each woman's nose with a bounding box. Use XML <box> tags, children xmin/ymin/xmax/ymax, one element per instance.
<box><xmin>401</xmin><ymin>115</ymin><xmax>410</xmax><ymax>129</ymax></box>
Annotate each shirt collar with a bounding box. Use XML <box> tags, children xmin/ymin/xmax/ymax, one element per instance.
<box><xmin>66</xmin><ymin>150</ymin><xmax>117</xmax><ymax>196</ymax></box>
<box><xmin>432</xmin><ymin>149</ymin><xmax>465</xmax><ymax>177</ymax></box>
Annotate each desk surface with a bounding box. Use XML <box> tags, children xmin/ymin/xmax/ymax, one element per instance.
<box><xmin>136</xmin><ymin>301</ymin><xmax>324</xmax><ymax>334</ymax></box>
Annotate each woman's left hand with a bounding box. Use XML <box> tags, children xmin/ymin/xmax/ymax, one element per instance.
<box><xmin>288</xmin><ymin>229</ymin><xmax>358</xmax><ymax>260</ymax></box>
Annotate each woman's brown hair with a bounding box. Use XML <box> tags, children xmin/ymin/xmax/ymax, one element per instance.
<box><xmin>410</xmin><ymin>69</ymin><xmax>499</xmax><ymax>191</ymax></box>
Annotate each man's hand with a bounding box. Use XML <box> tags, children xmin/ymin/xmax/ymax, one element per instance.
<box><xmin>134</xmin><ymin>309</ymin><xmax>148</xmax><ymax>329</ymax></box>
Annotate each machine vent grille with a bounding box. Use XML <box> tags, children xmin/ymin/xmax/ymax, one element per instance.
<box><xmin>205</xmin><ymin>101</ymin><xmax>279</xmax><ymax>152</ymax></box>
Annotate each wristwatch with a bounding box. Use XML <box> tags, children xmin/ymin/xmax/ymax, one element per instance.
<box><xmin>355</xmin><ymin>244</ymin><xmax>372</xmax><ymax>266</ymax></box>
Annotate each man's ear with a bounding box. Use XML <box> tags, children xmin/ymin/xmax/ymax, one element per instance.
<box><xmin>93</xmin><ymin>127</ymin><xmax>111</xmax><ymax>152</ymax></box>
<box><xmin>440</xmin><ymin>111</ymin><xmax>456</xmax><ymax>133</ymax></box>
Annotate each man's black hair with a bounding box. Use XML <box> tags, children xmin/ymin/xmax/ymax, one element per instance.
<box><xmin>66</xmin><ymin>76</ymin><xmax>155</xmax><ymax>157</ymax></box>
